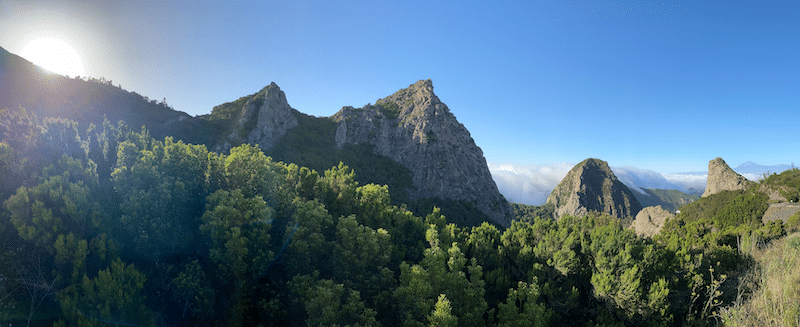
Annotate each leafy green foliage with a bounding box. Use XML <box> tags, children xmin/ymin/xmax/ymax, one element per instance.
<box><xmin>762</xmin><ymin>168</ymin><xmax>800</xmax><ymax>202</ymax></box>
<box><xmin>58</xmin><ymin>259</ymin><xmax>154</xmax><ymax>327</ymax></box>
<box><xmin>268</xmin><ymin>112</ymin><xmax>414</xmax><ymax>204</ymax></box>
<box><xmin>511</xmin><ymin>202</ymin><xmax>554</xmax><ymax>222</ymax></box>
<box><xmin>2</xmin><ymin>112</ymin><xmax>796</xmax><ymax>326</ymax></box>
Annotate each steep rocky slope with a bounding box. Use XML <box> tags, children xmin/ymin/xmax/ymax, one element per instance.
<box><xmin>211</xmin><ymin>82</ymin><xmax>298</xmax><ymax>153</ymax></box>
<box><xmin>702</xmin><ymin>157</ymin><xmax>754</xmax><ymax>197</ymax></box>
<box><xmin>331</xmin><ymin>80</ymin><xmax>512</xmax><ymax>226</ymax></box>
<box><xmin>207</xmin><ymin>79</ymin><xmax>512</xmax><ymax>226</ymax></box>
<box><xmin>546</xmin><ymin>158</ymin><xmax>643</xmax><ymax>220</ymax></box>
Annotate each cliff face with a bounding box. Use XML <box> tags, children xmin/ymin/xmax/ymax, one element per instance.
<box><xmin>213</xmin><ymin>82</ymin><xmax>298</xmax><ymax>153</ymax></box>
<box><xmin>702</xmin><ymin>157</ymin><xmax>754</xmax><ymax>197</ymax></box>
<box><xmin>331</xmin><ymin>80</ymin><xmax>512</xmax><ymax>226</ymax></box>
<box><xmin>546</xmin><ymin>158</ymin><xmax>643</xmax><ymax>220</ymax></box>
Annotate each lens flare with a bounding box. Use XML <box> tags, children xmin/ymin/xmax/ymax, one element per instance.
<box><xmin>21</xmin><ymin>37</ymin><xmax>86</xmax><ymax>77</ymax></box>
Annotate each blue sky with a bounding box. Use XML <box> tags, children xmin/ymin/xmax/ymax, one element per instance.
<box><xmin>1</xmin><ymin>1</ymin><xmax>797</xmax><ymax>174</ymax></box>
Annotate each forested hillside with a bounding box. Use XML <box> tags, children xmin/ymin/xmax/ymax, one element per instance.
<box><xmin>2</xmin><ymin>105</ymin><xmax>800</xmax><ymax>326</ymax></box>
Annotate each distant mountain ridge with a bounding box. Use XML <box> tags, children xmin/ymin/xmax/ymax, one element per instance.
<box><xmin>0</xmin><ymin>46</ymin><xmax>206</xmax><ymax>144</ymax></box>
<box><xmin>734</xmin><ymin>161</ymin><xmax>793</xmax><ymax>176</ymax></box>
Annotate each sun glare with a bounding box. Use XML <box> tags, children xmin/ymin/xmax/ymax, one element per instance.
<box><xmin>21</xmin><ymin>37</ymin><xmax>86</xmax><ymax>77</ymax></box>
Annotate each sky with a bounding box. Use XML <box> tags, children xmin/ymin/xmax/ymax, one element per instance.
<box><xmin>1</xmin><ymin>1</ymin><xmax>798</xmax><ymax>187</ymax></box>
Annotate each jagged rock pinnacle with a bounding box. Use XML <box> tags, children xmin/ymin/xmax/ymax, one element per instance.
<box><xmin>702</xmin><ymin>157</ymin><xmax>753</xmax><ymax>197</ymax></box>
<box><xmin>332</xmin><ymin>80</ymin><xmax>513</xmax><ymax>226</ymax></box>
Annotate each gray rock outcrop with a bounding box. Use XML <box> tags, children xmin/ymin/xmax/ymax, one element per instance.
<box><xmin>546</xmin><ymin>158</ymin><xmax>643</xmax><ymax>220</ymax></box>
<box><xmin>332</xmin><ymin>79</ymin><xmax>512</xmax><ymax>226</ymax></box>
<box><xmin>214</xmin><ymin>82</ymin><xmax>298</xmax><ymax>152</ymax></box>
<box><xmin>702</xmin><ymin>157</ymin><xmax>754</xmax><ymax>197</ymax></box>
<box><xmin>631</xmin><ymin>205</ymin><xmax>674</xmax><ymax>238</ymax></box>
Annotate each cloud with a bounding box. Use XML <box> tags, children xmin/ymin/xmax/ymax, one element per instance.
<box><xmin>661</xmin><ymin>172</ymin><xmax>708</xmax><ymax>193</ymax></box>
<box><xmin>490</xmin><ymin>162</ymin><xmax>708</xmax><ymax>206</ymax></box>
<box><xmin>611</xmin><ymin>166</ymin><xmax>707</xmax><ymax>195</ymax></box>
<box><xmin>488</xmin><ymin>162</ymin><xmax>574</xmax><ymax>206</ymax></box>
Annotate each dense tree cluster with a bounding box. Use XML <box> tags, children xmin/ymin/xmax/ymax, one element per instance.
<box><xmin>1</xmin><ymin>105</ymin><xmax>798</xmax><ymax>326</ymax></box>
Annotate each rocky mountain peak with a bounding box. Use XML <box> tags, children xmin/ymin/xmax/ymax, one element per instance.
<box><xmin>702</xmin><ymin>157</ymin><xmax>754</xmax><ymax>197</ymax></box>
<box><xmin>214</xmin><ymin>82</ymin><xmax>298</xmax><ymax>152</ymax></box>
<box><xmin>332</xmin><ymin>80</ymin><xmax>512</xmax><ymax>226</ymax></box>
<box><xmin>546</xmin><ymin>158</ymin><xmax>643</xmax><ymax>220</ymax></box>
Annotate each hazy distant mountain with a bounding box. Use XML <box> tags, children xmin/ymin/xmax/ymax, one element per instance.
<box><xmin>734</xmin><ymin>161</ymin><xmax>793</xmax><ymax>178</ymax></box>
<box><xmin>546</xmin><ymin>158</ymin><xmax>642</xmax><ymax>220</ymax></box>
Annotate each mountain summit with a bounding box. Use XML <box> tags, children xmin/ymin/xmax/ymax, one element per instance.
<box><xmin>332</xmin><ymin>80</ymin><xmax>512</xmax><ymax>226</ymax></box>
<box><xmin>702</xmin><ymin>157</ymin><xmax>754</xmax><ymax>197</ymax></box>
<box><xmin>212</xmin><ymin>82</ymin><xmax>298</xmax><ymax>152</ymax></box>
<box><xmin>546</xmin><ymin>158</ymin><xmax>642</xmax><ymax>220</ymax></box>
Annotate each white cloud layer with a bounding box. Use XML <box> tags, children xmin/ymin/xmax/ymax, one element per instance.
<box><xmin>488</xmin><ymin>162</ymin><xmax>574</xmax><ymax>206</ymax></box>
<box><xmin>489</xmin><ymin>161</ymin><xmax>791</xmax><ymax>206</ymax></box>
<box><xmin>489</xmin><ymin>163</ymin><xmax>709</xmax><ymax>206</ymax></box>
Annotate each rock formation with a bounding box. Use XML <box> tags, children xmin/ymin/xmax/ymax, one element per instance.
<box><xmin>546</xmin><ymin>158</ymin><xmax>643</xmax><ymax>220</ymax></box>
<box><xmin>702</xmin><ymin>157</ymin><xmax>754</xmax><ymax>197</ymax></box>
<box><xmin>214</xmin><ymin>83</ymin><xmax>298</xmax><ymax>153</ymax></box>
<box><xmin>631</xmin><ymin>206</ymin><xmax>674</xmax><ymax>238</ymax></box>
<box><xmin>332</xmin><ymin>80</ymin><xmax>512</xmax><ymax>226</ymax></box>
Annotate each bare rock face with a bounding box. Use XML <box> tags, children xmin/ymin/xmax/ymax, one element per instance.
<box><xmin>214</xmin><ymin>82</ymin><xmax>298</xmax><ymax>152</ymax></box>
<box><xmin>631</xmin><ymin>206</ymin><xmax>674</xmax><ymax>238</ymax></box>
<box><xmin>546</xmin><ymin>158</ymin><xmax>643</xmax><ymax>220</ymax></box>
<box><xmin>702</xmin><ymin>157</ymin><xmax>754</xmax><ymax>197</ymax></box>
<box><xmin>332</xmin><ymin>79</ymin><xmax>512</xmax><ymax>226</ymax></box>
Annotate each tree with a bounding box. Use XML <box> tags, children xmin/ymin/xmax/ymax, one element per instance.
<box><xmin>395</xmin><ymin>226</ymin><xmax>487</xmax><ymax>327</ymax></box>
<box><xmin>429</xmin><ymin>294</ymin><xmax>457</xmax><ymax>327</ymax></box>
<box><xmin>58</xmin><ymin>259</ymin><xmax>154</xmax><ymax>327</ymax></box>
<box><xmin>4</xmin><ymin>155</ymin><xmax>102</xmax><ymax>253</ymax></box>
<box><xmin>200</xmin><ymin>189</ymin><xmax>274</xmax><ymax>325</ymax></box>
<box><xmin>496</xmin><ymin>281</ymin><xmax>553</xmax><ymax>327</ymax></box>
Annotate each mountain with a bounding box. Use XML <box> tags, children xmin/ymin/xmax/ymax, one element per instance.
<box><xmin>331</xmin><ymin>80</ymin><xmax>512</xmax><ymax>226</ymax></box>
<box><xmin>546</xmin><ymin>158</ymin><xmax>643</xmax><ymax>220</ymax></box>
<box><xmin>198</xmin><ymin>79</ymin><xmax>512</xmax><ymax>226</ymax></box>
<box><xmin>734</xmin><ymin>161</ymin><xmax>793</xmax><ymax>178</ymax></box>
<box><xmin>2</xmin><ymin>45</ymin><xmax>511</xmax><ymax>226</ymax></box>
<box><xmin>0</xmin><ymin>46</ymin><xmax>206</xmax><ymax>144</ymax></box>
<box><xmin>702</xmin><ymin>157</ymin><xmax>754</xmax><ymax>197</ymax></box>
<box><xmin>207</xmin><ymin>82</ymin><xmax>298</xmax><ymax>153</ymax></box>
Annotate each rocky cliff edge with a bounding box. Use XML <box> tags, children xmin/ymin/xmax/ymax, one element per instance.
<box><xmin>331</xmin><ymin>80</ymin><xmax>512</xmax><ymax>226</ymax></box>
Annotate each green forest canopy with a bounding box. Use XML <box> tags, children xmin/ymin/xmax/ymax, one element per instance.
<box><xmin>1</xmin><ymin>105</ymin><xmax>799</xmax><ymax>326</ymax></box>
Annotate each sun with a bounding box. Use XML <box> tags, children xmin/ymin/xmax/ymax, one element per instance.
<box><xmin>21</xmin><ymin>37</ymin><xmax>86</xmax><ymax>77</ymax></box>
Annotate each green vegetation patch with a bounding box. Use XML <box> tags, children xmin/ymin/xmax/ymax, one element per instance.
<box><xmin>511</xmin><ymin>202</ymin><xmax>555</xmax><ymax>222</ymax></box>
<box><xmin>267</xmin><ymin>111</ymin><xmax>413</xmax><ymax>203</ymax></box>
<box><xmin>762</xmin><ymin>168</ymin><xmax>800</xmax><ymax>202</ymax></box>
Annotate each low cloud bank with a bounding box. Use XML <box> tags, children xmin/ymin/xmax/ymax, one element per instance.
<box><xmin>488</xmin><ymin>162</ymin><xmax>574</xmax><ymax>206</ymax></box>
<box><xmin>490</xmin><ymin>161</ymin><xmax>791</xmax><ymax>206</ymax></box>
<box><xmin>489</xmin><ymin>163</ymin><xmax>708</xmax><ymax>206</ymax></box>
